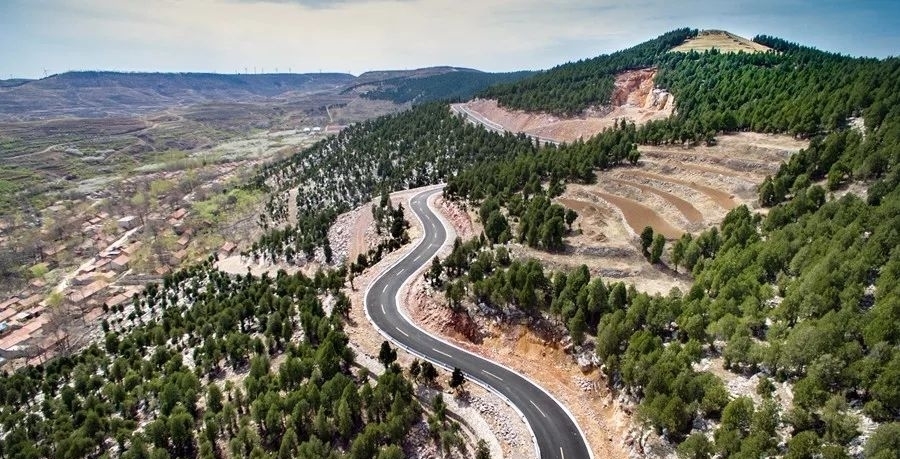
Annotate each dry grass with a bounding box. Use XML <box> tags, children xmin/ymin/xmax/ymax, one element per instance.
<box><xmin>670</xmin><ymin>30</ymin><xmax>772</xmax><ymax>54</ymax></box>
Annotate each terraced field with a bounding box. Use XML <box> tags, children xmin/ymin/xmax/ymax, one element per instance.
<box><xmin>540</xmin><ymin>132</ymin><xmax>808</xmax><ymax>293</ymax></box>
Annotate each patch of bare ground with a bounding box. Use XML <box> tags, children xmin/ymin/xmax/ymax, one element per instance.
<box><xmin>453</xmin><ymin>68</ymin><xmax>673</xmax><ymax>143</ymax></box>
<box><xmin>592</xmin><ymin>188</ymin><xmax>684</xmax><ymax>239</ymax></box>
<box><xmin>543</xmin><ymin>133</ymin><xmax>807</xmax><ymax>294</ymax></box>
<box><xmin>434</xmin><ymin>195</ymin><xmax>480</xmax><ymax>241</ymax></box>
<box><xmin>628</xmin><ymin>169</ymin><xmax>740</xmax><ymax>211</ymax></box>
<box><xmin>328</xmin><ymin>97</ymin><xmax>406</xmax><ymax>125</ymax></box>
<box><xmin>670</xmin><ymin>30</ymin><xmax>772</xmax><ymax>54</ymax></box>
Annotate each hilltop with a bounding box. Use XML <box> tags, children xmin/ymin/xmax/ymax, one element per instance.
<box><xmin>670</xmin><ymin>29</ymin><xmax>772</xmax><ymax>53</ymax></box>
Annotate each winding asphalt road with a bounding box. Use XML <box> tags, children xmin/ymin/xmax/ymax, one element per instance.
<box><xmin>364</xmin><ymin>187</ymin><xmax>592</xmax><ymax>459</ymax></box>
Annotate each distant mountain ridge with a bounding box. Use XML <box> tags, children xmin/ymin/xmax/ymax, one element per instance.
<box><xmin>0</xmin><ymin>67</ymin><xmax>516</xmax><ymax>120</ymax></box>
<box><xmin>0</xmin><ymin>71</ymin><xmax>356</xmax><ymax>119</ymax></box>
<box><xmin>354</xmin><ymin>69</ymin><xmax>535</xmax><ymax>105</ymax></box>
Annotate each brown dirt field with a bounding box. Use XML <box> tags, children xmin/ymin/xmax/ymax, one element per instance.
<box><xmin>557</xmin><ymin>197</ymin><xmax>610</xmax><ymax>240</ymax></box>
<box><xmin>670</xmin><ymin>30</ymin><xmax>772</xmax><ymax>54</ymax></box>
<box><xmin>453</xmin><ymin>69</ymin><xmax>673</xmax><ymax>143</ymax></box>
<box><xmin>628</xmin><ymin>170</ymin><xmax>739</xmax><ymax>210</ymax></box>
<box><xmin>639</xmin><ymin>147</ymin><xmax>778</xmax><ymax>175</ymax></box>
<box><xmin>591</xmin><ymin>190</ymin><xmax>683</xmax><ymax>239</ymax></box>
<box><xmin>609</xmin><ymin>177</ymin><xmax>703</xmax><ymax>224</ymax></box>
<box><xmin>647</xmin><ymin>159</ymin><xmax>764</xmax><ymax>184</ymax></box>
<box><xmin>549</xmin><ymin>192</ymin><xmax>689</xmax><ymax>294</ymax></box>
<box><xmin>543</xmin><ymin>133</ymin><xmax>808</xmax><ymax>293</ymax></box>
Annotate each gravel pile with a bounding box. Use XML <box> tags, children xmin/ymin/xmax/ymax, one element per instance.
<box><xmin>470</xmin><ymin>396</ymin><xmax>523</xmax><ymax>449</ymax></box>
<box><xmin>325</xmin><ymin>206</ymin><xmax>362</xmax><ymax>265</ymax></box>
<box><xmin>403</xmin><ymin>419</ymin><xmax>441</xmax><ymax>459</ymax></box>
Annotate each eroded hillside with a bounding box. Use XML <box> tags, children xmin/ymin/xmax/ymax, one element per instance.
<box><xmin>453</xmin><ymin>68</ymin><xmax>673</xmax><ymax>143</ymax></box>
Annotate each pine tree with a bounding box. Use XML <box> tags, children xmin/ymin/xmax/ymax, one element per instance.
<box><xmin>378</xmin><ymin>341</ymin><xmax>397</xmax><ymax>369</ymax></box>
<box><xmin>640</xmin><ymin>226</ymin><xmax>654</xmax><ymax>256</ymax></box>
<box><xmin>449</xmin><ymin>367</ymin><xmax>466</xmax><ymax>393</ymax></box>
<box><xmin>651</xmin><ymin>234</ymin><xmax>666</xmax><ymax>264</ymax></box>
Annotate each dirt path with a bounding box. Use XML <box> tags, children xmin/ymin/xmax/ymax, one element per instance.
<box><xmin>286</xmin><ymin>187</ymin><xmax>299</xmax><ymax>226</ymax></box>
<box><xmin>589</xmin><ymin>190</ymin><xmax>683</xmax><ymax>239</ymax></box>
<box><xmin>609</xmin><ymin>177</ymin><xmax>703</xmax><ymax>224</ymax></box>
<box><xmin>629</xmin><ymin>170</ymin><xmax>738</xmax><ymax>210</ymax></box>
<box><xmin>347</xmin><ymin>203</ymin><xmax>373</xmax><ymax>263</ymax></box>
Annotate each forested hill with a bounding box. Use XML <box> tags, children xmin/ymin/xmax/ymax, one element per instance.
<box><xmin>445</xmin><ymin>30</ymin><xmax>900</xmax><ymax>459</ymax></box>
<box><xmin>247</xmin><ymin>103</ymin><xmax>540</xmax><ymax>261</ymax></box>
<box><xmin>480</xmin><ymin>28</ymin><xmax>697</xmax><ymax>116</ymax></box>
<box><xmin>649</xmin><ymin>39</ymin><xmax>899</xmax><ymax>140</ymax></box>
<box><xmin>360</xmin><ymin>70</ymin><xmax>534</xmax><ymax>105</ymax></box>
<box><xmin>481</xmin><ymin>28</ymin><xmax>899</xmax><ymax>141</ymax></box>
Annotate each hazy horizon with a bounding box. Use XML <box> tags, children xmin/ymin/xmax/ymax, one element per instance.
<box><xmin>2</xmin><ymin>0</ymin><xmax>898</xmax><ymax>80</ymax></box>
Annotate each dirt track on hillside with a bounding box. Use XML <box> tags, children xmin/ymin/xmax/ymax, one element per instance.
<box><xmin>542</xmin><ymin>133</ymin><xmax>808</xmax><ymax>292</ymax></box>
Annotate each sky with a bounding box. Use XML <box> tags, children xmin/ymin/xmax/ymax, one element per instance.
<box><xmin>1</xmin><ymin>0</ymin><xmax>898</xmax><ymax>79</ymax></box>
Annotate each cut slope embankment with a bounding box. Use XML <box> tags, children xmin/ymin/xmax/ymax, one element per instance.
<box><xmin>453</xmin><ymin>68</ymin><xmax>673</xmax><ymax>143</ymax></box>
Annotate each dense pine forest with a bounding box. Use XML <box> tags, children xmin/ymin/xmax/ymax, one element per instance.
<box><xmin>0</xmin><ymin>260</ymin><xmax>428</xmax><ymax>459</ymax></box>
<box><xmin>481</xmin><ymin>28</ymin><xmax>697</xmax><ymax>116</ymax></box>
<box><xmin>361</xmin><ymin>70</ymin><xmax>534</xmax><ymax>105</ymax></box>
<box><xmin>247</xmin><ymin>103</ymin><xmax>539</xmax><ymax>261</ymax></box>
<box><xmin>441</xmin><ymin>32</ymin><xmax>900</xmax><ymax>458</ymax></box>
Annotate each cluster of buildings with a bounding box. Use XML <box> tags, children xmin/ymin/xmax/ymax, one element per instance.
<box><xmin>0</xmin><ymin>206</ymin><xmax>194</xmax><ymax>367</ymax></box>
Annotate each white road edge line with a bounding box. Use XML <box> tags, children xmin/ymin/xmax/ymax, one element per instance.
<box><xmin>363</xmin><ymin>185</ymin><xmax>541</xmax><ymax>459</ymax></box>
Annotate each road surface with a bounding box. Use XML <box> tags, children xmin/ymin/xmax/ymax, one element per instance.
<box><xmin>364</xmin><ymin>187</ymin><xmax>591</xmax><ymax>459</ymax></box>
<box><xmin>450</xmin><ymin>104</ymin><xmax>561</xmax><ymax>146</ymax></box>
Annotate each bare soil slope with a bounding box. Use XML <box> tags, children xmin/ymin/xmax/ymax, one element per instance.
<box><xmin>670</xmin><ymin>30</ymin><xmax>772</xmax><ymax>54</ymax></box>
<box><xmin>453</xmin><ymin>68</ymin><xmax>673</xmax><ymax>143</ymax></box>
